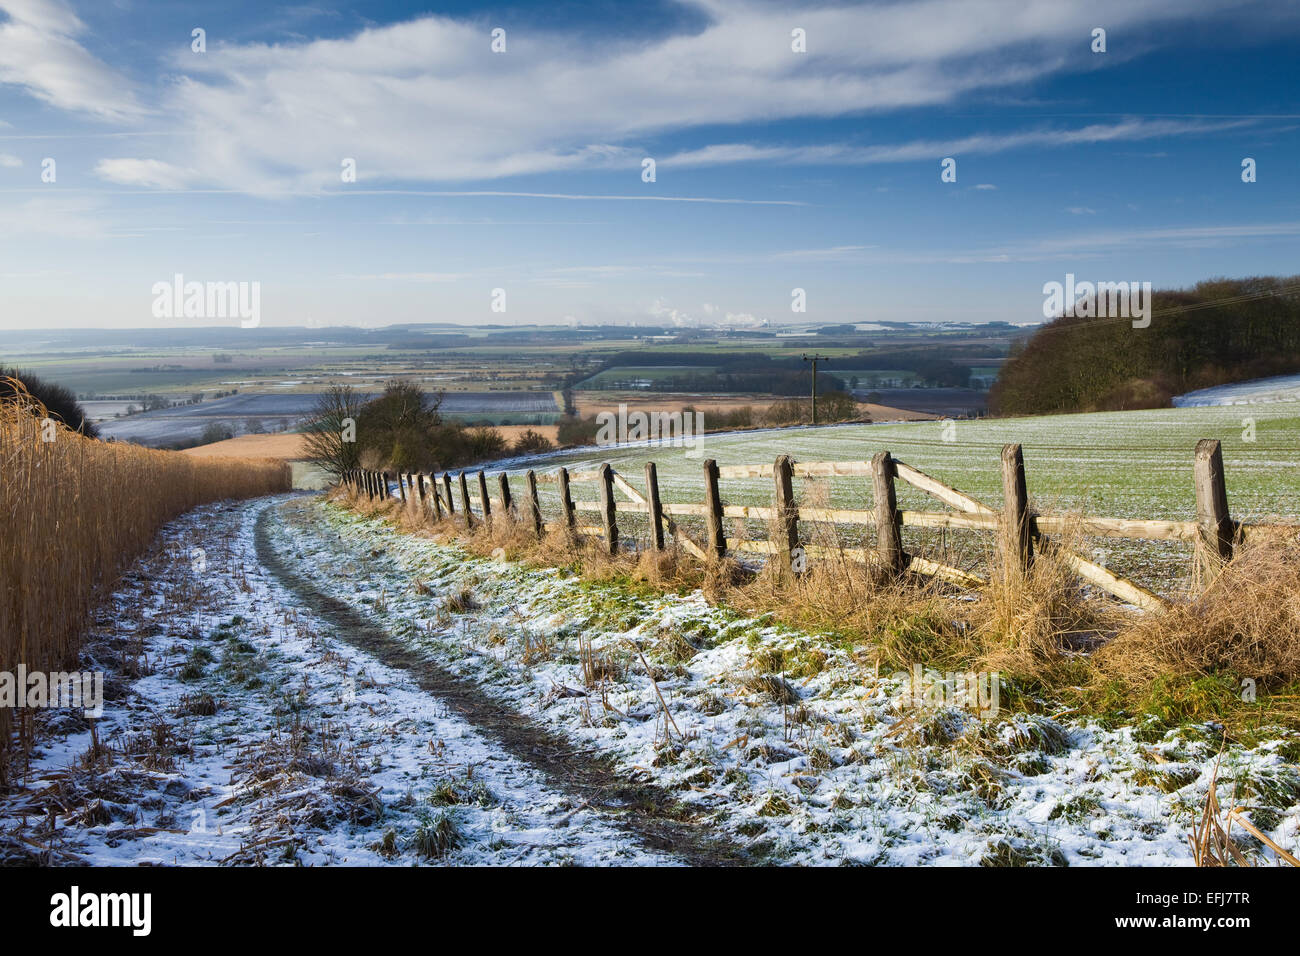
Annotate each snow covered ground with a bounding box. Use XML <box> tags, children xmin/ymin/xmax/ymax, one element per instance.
<box><xmin>3</xmin><ymin>492</ymin><xmax>1297</xmax><ymax>866</ymax></box>
<box><xmin>0</xmin><ymin>496</ymin><xmax>669</xmax><ymax>866</ymax></box>
<box><xmin>268</xmin><ymin>498</ymin><xmax>1300</xmax><ymax>866</ymax></box>
<box><xmin>1173</xmin><ymin>374</ymin><xmax>1300</xmax><ymax>407</ymax></box>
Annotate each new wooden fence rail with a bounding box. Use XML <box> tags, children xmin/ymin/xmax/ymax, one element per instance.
<box><xmin>348</xmin><ymin>438</ymin><xmax>1294</xmax><ymax>613</ymax></box>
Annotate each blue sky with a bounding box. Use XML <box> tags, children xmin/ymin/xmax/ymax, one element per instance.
<box><xmin>1</xmin><ymin>0</ymin><xmax>1298</xmax><ymax>330</ymax></box>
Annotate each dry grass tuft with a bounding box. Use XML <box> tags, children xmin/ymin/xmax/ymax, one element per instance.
<box><xmin>1097</xmin><ymin>539</ymin><xmax>1300</xmax><ymax>694</ymax></box>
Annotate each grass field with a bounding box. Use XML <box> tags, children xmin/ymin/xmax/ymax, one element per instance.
<box><xmin>497</xmin><ymin>403</ymin><xmax>1299</xmax><ymax>598</ymax></box>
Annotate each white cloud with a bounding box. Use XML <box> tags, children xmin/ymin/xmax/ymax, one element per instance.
<box><xmin>660</xmin><ymin>118</ymin><xmax>1256</xmax><ymax>168</ymax></box>
<box><xmin>0</xmin><ymin>152</ymin><xmax>22</xmax><ymax>166</ymax></box>
<box><xmin>0</xmin><ymin>0</ymin><xmax>145</xmax><ymax>118</ymax></box>
<box><xmin>84</xmin><ymin>0</ymin><xmax>1281</xmax><ymax>193</ymax></box>
<box><xmin>94</xmin><ymin>158</ymin><xmax>196</xmax><ymax>189</ymax></box>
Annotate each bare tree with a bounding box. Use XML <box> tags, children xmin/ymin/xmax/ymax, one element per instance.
<box><xmin>300</xmin><ymin>385</ymin><xmax>364</xmax><ymax>481</ymax></box>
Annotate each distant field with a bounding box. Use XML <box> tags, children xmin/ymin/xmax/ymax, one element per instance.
<box><xmin>181</xmin><ymin>433</ymin><xmax>309</xmax><ymax>459</ymax></box>
<box><xmin>500</xmin><ymin>403</ymin><xmax>1300</xmax><ymax>597</ymax></box>
<box><xmin>847</xmin><ymin>386</ymin><xmax>987</xmax><ymax>416</ymax></box>
<box><xmin>99</xmin><ymin>390</ymin><xmax>560</xmax><ymax>445</ymax></box>
<box><xmin>576</xmin><ymin>365</ymin><xmax>715</xmax><ymax>388</ymax></box>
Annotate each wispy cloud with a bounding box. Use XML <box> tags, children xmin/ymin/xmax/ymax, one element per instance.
<box><xmin>0</xmin><ymin>0</ymin><xmax>145</xmax><ymax>119</ymax></box>
<box><xmin>53</xmin><ymin>0</ymin><xmax>1292</xmax><ymax>193</ymax></box>
<box><xmin>660</xmin><ymin>118</ymin><xmax>1258</xmax><ymax>168</ymax></box>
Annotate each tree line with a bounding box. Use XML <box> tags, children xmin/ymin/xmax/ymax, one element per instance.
<box><xmin>990</xmin><ymin>275</ymin><xmax>1300</xmax><ymax>415</ymax></box>
<box><xmin>302</xmin><ymin>382</ymin><xmax>553</xmax><ymax>480</ymax></box>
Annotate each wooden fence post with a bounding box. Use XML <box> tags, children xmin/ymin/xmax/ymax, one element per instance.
<box><xmin>382</xmin><ymin>472</ymin><xmax>392</xmax><ymax>500</ymax></box>
<box><xmin>1194</xmin><ymin>438</ymin><xmax>1234</xmax><ymax>581</ymax></box>
<box><xmin>872</xmin><ymin>451</ymin><xmax>904</xmax><ymax>573</ymax></box>
<box><xmin>703</xmin><ymin>458</ymin><xmax>726</xmax><ymax>560</ymax></box>
<box><xmin>526</xmin><ymin>470</ymin><xmax>544</xmax><ymax>538</ymax></box>
<box><xmin>443</xmin><ymin>474</ymin><xmax>456</xmax><ymax>517</ymax></box>
<box><xmin>557</xmin><ymin>467</ymin><xmax>576</xmax><ymax>534</ymax></box>
<box><xmin>773</xmin><ymin>454</ymin><xmax>799</xmax><ymax>577</ymax></box>
<box><xmin>645</xmin><ymin>462</ymin><xmax>665</xmax><ymax>552</ymax></box>
<box><xmin>414</xmin><ymin>472</ymin><xmax>425</xmax><ymax>511</ymax></box>
<box><xmin>366</xmin><ymin>471</ymin><xmax>375</xmax><ymax>500</ymax></box>
<box><xmin>497</xmin><ymin>472</ymin><xmax>513</xmax><ymax>519</ymax></box>
<box><xmin>398</xmin><ymin>473</ymin><xmax>407</xmax><ymax>503</ymax></box>
<box><xmin>1000</xmin><ymin>443</ymin><xmax>1032</xmax><ymax>572</ymax></box>
<box><xmin>477</xmin><ymin>470</ymin><xmax>492</xmax><ymax>528</ymax></box>
<box><xmin>598</xmin><ymin>464</ymin><xmax>618</xmax><ymax>554</ymax></box>
<box><xmin>459</xmin><ymin>472</ymin><xmax>473</xmax><ymax>528</ymax></box>
<box><xmin>424</xmin><ymin>473</ymin><xmax>440</xmax><ymax>519</ymax></box>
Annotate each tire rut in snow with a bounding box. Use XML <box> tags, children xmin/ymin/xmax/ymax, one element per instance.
<box><xmin>254</xmin><ymin>501</ymin><xmax>756</xmax><ymax>867</ymax></box>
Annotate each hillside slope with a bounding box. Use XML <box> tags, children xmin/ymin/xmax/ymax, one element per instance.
<box><xmin>990</xmin><ymin>276</ymin><xmax>1300</xmax><ymax>415</ymax></box>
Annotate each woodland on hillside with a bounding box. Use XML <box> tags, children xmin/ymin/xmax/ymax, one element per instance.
<box><xmin>991</xmin><ymin>276</ymin><xmax>1300</xmax><ymax>414</ymax></box>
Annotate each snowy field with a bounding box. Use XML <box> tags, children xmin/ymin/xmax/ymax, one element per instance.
<box><xmin>1173</xmin><ymin>374</ymin><xmax>1300</xmax><ymax>408</ymax></box>
<box><xmin>491</xmin><ymin>402</ymin><xmax>1300</xmax><ymax>599</ymax></box>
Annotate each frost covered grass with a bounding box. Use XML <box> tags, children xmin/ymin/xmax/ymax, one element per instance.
<box><xmin>502</xmin><ymin>402</ymin><xmax>1300</xmax><ymax>595</ymax></box>
<box><xmin>273</xmin><ymin>496</ymin><xmax>1300</xmax><ymax>865</ymax></box>
<box><xmin>0</xmin><ymin>497</ymin><xmax>670</xmax><ymax>867</ymax></box>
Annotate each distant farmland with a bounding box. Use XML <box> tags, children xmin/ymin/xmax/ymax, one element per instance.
<box><xmin>99</xmin><ymin>390</ymin><xmax>560</xmax><ymax>446</ymax></box>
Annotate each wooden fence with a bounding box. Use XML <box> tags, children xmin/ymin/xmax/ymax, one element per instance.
<box><xmin>341</xmin><ymin>438</ymin><xmax>1289</xmax><ymax>612</ymax></box>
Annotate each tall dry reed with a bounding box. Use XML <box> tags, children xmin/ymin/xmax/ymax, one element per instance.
<box><xmin>1</xmin><ymin>380</ymin><xmax>291</xmax><ymax>783</ymax></box>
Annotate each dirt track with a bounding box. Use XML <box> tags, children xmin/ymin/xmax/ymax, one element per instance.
<box><xmin>255</xmin><ymin>499</ymin><xmax>759</xmax><ymax>867</ymax></box>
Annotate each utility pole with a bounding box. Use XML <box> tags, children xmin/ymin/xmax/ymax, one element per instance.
<box><xmin>802</xmin><ymin>353</ymin><xmax>830</xmax><ymax>425</ymax></box>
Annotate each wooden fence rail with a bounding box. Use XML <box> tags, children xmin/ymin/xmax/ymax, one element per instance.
<box><xmin>344</xmin><ymin>439</ymin><xmax>1296</xmax><ymax>613</ymax></box>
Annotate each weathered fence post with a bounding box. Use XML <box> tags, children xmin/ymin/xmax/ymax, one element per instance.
<box><xmin>703</xmin><ymin>458</ymin><xmax>726</xmax><ymax>560</ymax></box>
<box><xmin>443</xmin><ymin>474</ymin><xmax>456</xmax><ymax>517</ymax></box>
<box><xmin>477</xmin><ymin>470</ymin><xmax>492</xmax><ymax>529</ymax></box>
<box><xmin>526</xmin><ymin>470</ymin><xmax>544</xmax><ymax>538</ymax></box>
<box><xmin>428</xmin><ymin>474</ymin><xmax>438</xmax><ymax>513</ymax></box>
<box><xmin>598</xmin><ymin>464</ymin><xmax>618</xmax><ymax>554</ymax></box>
<box><xmin>432</xmin><ymin>473</ymin><xmax>446</xmax><ymax>519</ymax></box>
<box><xmin>415</xmin><ymin>471</ymin><xmax>427</xmax><ymax>512</ymax></box>
<box><xmin>497</xmin><ymin>472</ymin><xmax>513</xmax><ymax>520</ymax></box>
<box><xmin>645</xmin><ymin>462</ymin><xmax>665</xmax><ymax>552</ymax></box>
<box><xmin>365</xmin><ymin>471</ymin><xmax>375</xmax><ymax>500</ymax></box>
<box><xmin>773</xmin><ymin>454</ymin><xmax>799</xmax><ymax>577</ymax></box>
<box><xmin>557</xmin><ymin>467</ymin><xmax>576</xmax><ymax>535</ymax></box>
<box><xmin>872</xmin><ymin>451</ymin><xmax>904</xmax><ymax>573</ymax></box>
<box><xmin>1000</xmin><ymin>443</ymin><xmax>1033</xmax><ymax>573</ymax></box>
<box><xmin>398</xmin><ymin>473</ymin><xmax>407</xmax><ymax>503</ymax></box>
<box><xmin>381</xmin><ymin>472</ymin><xmax>392</xmax><ymax>500</ymax></box>
<box><xmin>1194</xmin><ymin>438</ymin><xmax>1234</xmax><ymax>583</ymax></box>
<box><xmin>458</xmin><ymin>472</ymin><xmax>473</xmax><ymax>528</ymax></box>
